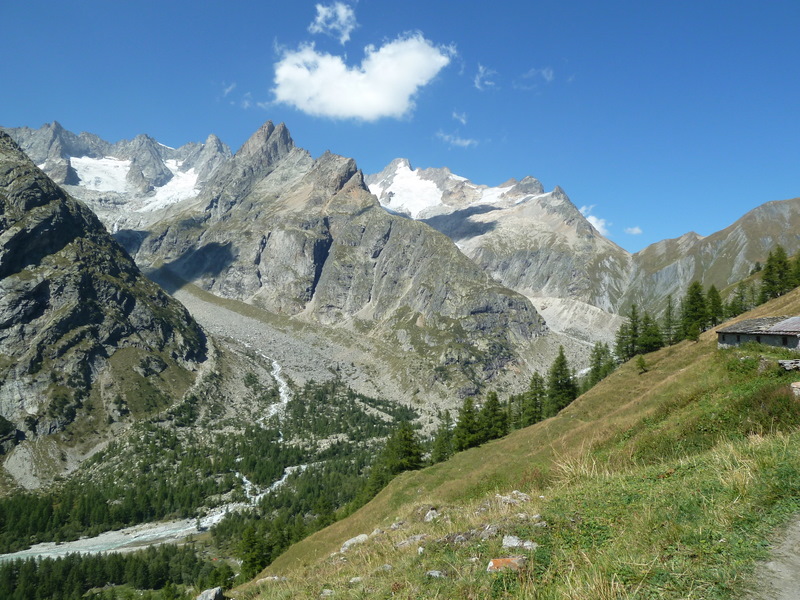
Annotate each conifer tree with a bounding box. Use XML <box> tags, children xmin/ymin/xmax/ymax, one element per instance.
<box><xmin>725</xmin><ymin>281</ymin><xmax>748</xmax><ymax>318</ymax></box>
<box><xmin>760</xmin><ymin>245</ymin><xmax>792</xmax><ymax>302</ymax></box>
<box><xmin>638</xmin><ymin>313</ymin><xmax>664</xmax><ymax>353</ymax></box>
<box><xmin>627</xmin><ymin>303</ymin><xmax>640</xmax><ymax>358</ymax></box>
<box><xmin>614</xmin><ymin>321</ymin><xmax>633</xmax><ymax>362</ymax></box>
<box><xmin>706</xmin><ymin>285</ymin><xmax>723</xmax><ymax>326</ymax></box>
<box><xmin>522</xmin><ymin>372</ymin><xmax>546</xmax><ymax>427</ymax></box>
<box><xmin>681</xmin><ymin>281</ymin><xmax>707</xmax><ymax>338</ymax></box>
<box><xmin>614</xmin><ymin>304</ymin><xmax>642</xmax><ymax>361</ymax></box>
<box><xmin>586</xmin><ymin>342</ymin><xmax>615</xmax><ymax>388</ymax></box>
<box><xmin>365</xmin><ymin>420</ymin><xmax>423</xmax><ymax>496</ymax></box>
<box><xmin>430</xmin><ymin>411</ymin><xmax>454</xmax><ymax>464</ymax></box>
<box><xmin>477</xmin><ymin>391</ymin><xmax>508</xmax><ymax>443</ymax></box>
<box><xmin>543</xmin><ymin>346</ymin><xmax>578</xmax><ymax>418</ymax></box>
<box><xmin>792</xmin><ymin>253</ymin><xmax>800</xmax><ymax>288</ymax></box>
<box><xmin>452</xmin><ymin>397</ymin><xmax>481</xmax><ymax>451</ymax></box>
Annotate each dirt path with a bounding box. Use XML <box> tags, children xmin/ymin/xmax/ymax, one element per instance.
<box><xmin>745</xmin><ymin>517</ymin><xmax>800</xmax><ymax>599</ymax></box>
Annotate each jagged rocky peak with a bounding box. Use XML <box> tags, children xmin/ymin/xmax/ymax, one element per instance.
<box><xmin>118</xmin><ymin>134</ymin><xmax>174</xmax><ymax>192</ymax></box>
<box><xmin>511</xmin><ymin>175</ymin><xmax>545</xmax><ymax>195</ymax></box>
<box><xmin>0</xmin><ymin>132</ymin><xmax>206</xmax><ymax>452</ymax></box>
<box><xmin>201</xmin><ymin>121</ymin><xmax>301</xmax><ymax>216</ymax></box>
<box><xmin>192</xmin><ymin>134</ymin><xmax>232</xmax><ymax>182</ymax></box>
<box><xmin>237</xmin><ymin>121</ymin><xmax>294</xmax><ymax>165</ymax></box>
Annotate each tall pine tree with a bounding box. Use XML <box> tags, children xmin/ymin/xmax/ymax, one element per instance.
<box><xmin>586</xmin><ymin>342</ymin><xmax>616</xmax><ymax>389</ymax></box>
<box><xmin>543</xmin><ymin>346</ymin><xmax>578</xmax><ymax>418</ymax></box>
<box><xmin>364</xmin><ymin>420</ymin><xmax>423</xmax><ymax>497</ymax></box>
<box><xmin>638</xmin><ymin>312</ymin><xmax>664</xmax><ymax>353</ymax></box>
<box><xmin>430</xmin><ymin>411</ymin><xmax>454</xmax><ymax>464</ymax></box>
<box><xmin>522</xmin><ymin>372</ymin><xmax>546</xmax><ymax>427</ymax></box>
<box><xmin>662</xmin><ymin>294</ymin><xmax>677</xmax><ymax>345</ymax></box>
<box><xmin>706</xmin><ymin>285</ymin><xmax>723</xmax><ymax>326</ymax></box>
<box><xmin>452</xmin><ymin>397</ymin><xmax>481</xmax><ymax>451</ymax></box>
<box><xmin>760</xmin><ymin>245</ymin><xmax>792</xmax><ymax>302</ymax></box>
<box><xmin>477</xmin><ymin>391</ymin><xmax>508</xmax><ymax>443</ymax></box>
<box><xmin>681</xmin><ymin>281</ymin><xmax>707</xmax><ymax>338</ymax></box>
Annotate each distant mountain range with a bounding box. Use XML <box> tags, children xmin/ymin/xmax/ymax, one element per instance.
<box><xmin>1</xmin><ymin>118</ymin><xmax>799</xmax><ymax>508</ymax></box>
<box><xmin>3</xmin><ymin>121</ymin><xmax>799</xmax><ymax>398</ymax></box>
<box><xmin>367</xmin><ymin>158</ymin><xmax>800</xmax><ymax>326</ymax></box>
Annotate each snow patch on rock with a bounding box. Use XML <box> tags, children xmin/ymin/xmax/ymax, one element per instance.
<box><xmin>72</xmin><ymin>156</ymin><xmax>131</xmax><ymax>193</ymax></box>
<box><xmin>137</xmin><ymin>159</ymin><xmax>199</xmax><ymax>212</ymax></box>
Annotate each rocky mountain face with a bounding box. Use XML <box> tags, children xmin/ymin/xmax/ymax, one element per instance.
<box><xmin>131</xmin><ymin>123</ymin><xmax>549</xmax><ymax>397</ymax></box>
<box><xmin>0</xmin><ymin>132</ymin><xmax>207</xmax><ymax>475</ymax></box>
<box><xmin>368</xmin><ymin>159</ymin><xmax>800</xmax><ymax>326</ymax></box>
<box><xmin>620</xmin><ymin>199</ymin><xmax>800</xmax><ymax>312</ymax></box>
<box><xmin>367</xmin><ymin>159</ymin><xmax>632</xmax><ymax>343</ymax></box>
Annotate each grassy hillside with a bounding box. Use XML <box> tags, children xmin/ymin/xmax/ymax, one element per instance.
<box><xmin>237</xmin><ymin>288</ymin><xmax>800</xmax><ymax>599</ymax></box>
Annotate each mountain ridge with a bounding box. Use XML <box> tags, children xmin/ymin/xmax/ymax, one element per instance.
<box><xmin>0</xmin><ymin>131</ymin><xmax>208</xmax><ymax>488</ymax></box>
<box><xmin>368</xmin><ymin>157</ymin><xmax>800</xmax><ymax>320</ymax></box>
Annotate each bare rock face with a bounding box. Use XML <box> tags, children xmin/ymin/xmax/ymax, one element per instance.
<box><xmin>135</xmin><ymin>122</ymin><xmax>547</xmax><ymax>391</ymax></box>
<box><xmin>0</xmin><ymin>132</ymin><xmax>206</xmax><ymax>448</ymax></box>
<box><xmin>368</xmin><ymin>158</ymin><xmax>800</xmax><ymax>322</ymax></box>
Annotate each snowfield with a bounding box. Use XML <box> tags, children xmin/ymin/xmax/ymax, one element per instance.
<box><xmin>137</xmin><ymin>159</ymin><xmax>199</xmax><ymax>212</ymax></box>
<box><xmin>71</xmin><ymin>156</ymin><xmax>131</xmax><ymax>193</ymax></box>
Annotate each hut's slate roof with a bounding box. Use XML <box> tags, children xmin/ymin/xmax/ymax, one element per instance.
<box><xmin>718</xmin><ymin>316</ymin><xmax>800</xmax><ymax>335</ymax></box>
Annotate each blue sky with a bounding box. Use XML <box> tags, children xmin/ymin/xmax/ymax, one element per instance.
<box><xmin>2</xmin><ymin>1</ymin><xmax>799</xmax><ymax>252</ymax></box>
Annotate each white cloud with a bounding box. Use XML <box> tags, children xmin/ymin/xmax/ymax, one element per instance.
<box><xmin>514</xmin><ymin>67</ymin><xmax>555</xmax><ymax>90</ymax></box>
<box><xmin>308</xmin><ymin>2</ymin><xmax>358</xmax><ymax>45</ymax></box>
<box><xmin>527</xmin><ymin>67</ymin><xmax>554</xmax><ymax>83</ymax></box>
<box><xmin>452</xmin><ymin>111</ymin><xmax>467</xmax><ymax>125</ymax></box>
<box><xmin>272</xmin><ymin>34</ymin><xmax>453</xmax><ymax>121</ymax></box>
<box><xmin>625</xmin><ymin>226</ymin><xmax>643</xmax><ymax>235</ymax></box>
<box><xmin>579</xmin><ymin>205</ymin><xmax>611</xmax><ymax>236</ymax></box>
<box><xmin>436</xmin><ymin>131</ymin><xmax>478</xmax><ymax>149</ymax></box>
<box><xmin>222</xmin><ymin>82</ymin><xmax>237</xmax><ymax>97</ymax></box>
<box><xmin>474</xmin><ymin>64</ymin><xmax>497</xmax><ymax>90</ymax></box>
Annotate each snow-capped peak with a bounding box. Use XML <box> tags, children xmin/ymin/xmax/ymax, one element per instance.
<box><xmin>365</xmin><ymin>158</ymin><xmax>543</xmax><ymax>219</ymax></box>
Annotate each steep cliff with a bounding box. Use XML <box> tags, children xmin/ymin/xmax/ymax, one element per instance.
<box><xmin>0</xmin><ymin>132</ymin><xmax>206</xmax><ymax>461</ymax></box>
<box><xmin>134</xmin><ymin>123</ymin><xmax>549</xmax><ymax>396</ymax></box>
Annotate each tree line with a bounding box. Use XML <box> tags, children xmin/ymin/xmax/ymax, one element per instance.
<box><xmin>615</xmin><ymin>245</ymin><xmax>800</xmax><ymax>361</ymax></box>
<box><xmin>0</xmin><ymin>544</ymin><xmax>232</xmax><ymax>600</ymax></box>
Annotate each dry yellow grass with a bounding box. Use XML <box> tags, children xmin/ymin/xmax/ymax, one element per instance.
<box><xmin>235</xmin><ymin>288</ymin><xmax>800</xmax><ymax>598</ymax></box>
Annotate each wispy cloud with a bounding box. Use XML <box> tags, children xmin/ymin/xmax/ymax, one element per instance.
<box><xmin>474</xmin><ymin>64</ymin><xmax>497</xmax><ymax>91</ymax></box>
<box><xmin>222</xmin><ymin>82</ymin><xmax>237</xmax><ymax>97</ymax></box>
<box><xmin>452</xmin><ymin>111</ymin><xmax>467</xmax><ymax>125</ymax></box>
<box><xmin>240</xmin><ymin>92</ymin><xmax>253</xmax><ymax>109</ymax></box>
<box><xmin>273</xmin><ymin>34</ymin><xmax>453</xmax><ymax>121</ymax></box>
<box><xmin>579</xmin><ymin>205</ymin><xmax>611</xmax><ymax>236</ymax></box>
<box><xmin>625</xmin><ymin>226</ymin><xmax>643</xmax><ymax>235</ymax></box>
<box><xmin>514</xmin><ymin>66</ymin><xmax>555</xmax><ymax>90</ymax></box>
<box><xmin>308</xmin><ymin>2</ymin><xmax>357</xmax><ymax>45</ymax></box>
<box><xmin>437</xmin><ymin>131</ymin><xmax>478</xmax><ymax>149</ymax></box>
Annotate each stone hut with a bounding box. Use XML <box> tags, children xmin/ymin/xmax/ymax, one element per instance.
<box><xmin>717</xmin><ymin>316</ymin><xmax>800</xmax><ymax>351</ymax></box>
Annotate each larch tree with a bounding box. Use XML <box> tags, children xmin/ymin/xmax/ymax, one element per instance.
<box><xmin>477</xmin><ymin>391</ymin><xmax>508</xmax><ymax>443</ymax></box>
<box><xmin>638</xmin><ymin>312</ymin><xmax>664</xmax><ymax>353</ymax></box>
<box><xmin>706</xmin><ymin>285</ymin><xmax>724</xmax><ymax>326</ymax></box>
<box><xmin>453</xmin><ymin>397</ymin><xmax>481</xmax><ymax>451</ymax></box>
<box><xmin>681</xmin><ymin>281</ymin><xmax>707</xmax><ymax>338</ymax></box>
<box><xmin>522</xmin><ymin>372</ymin><xmax>546</xmax><ymax>427</ymax></box>
<box><xmin>543</xmin><ymin>346</ymin><xmax>578</xmax><ymax>418</ymax></box>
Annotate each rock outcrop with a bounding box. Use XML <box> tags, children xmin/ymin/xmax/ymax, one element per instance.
<box><xmin>134</xmin><ymin>123</ymin><xmax>547</xmax><ymax>393</ymax></box>
<box><xmin>0</xmin><ymin>132</ymin><xmax>206</xmax><ymax>448</ymax></box>
<box><xmin>368</xmin><ymin>158</ymin><xmax>800</xmax><ymax>321</ymax></box>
